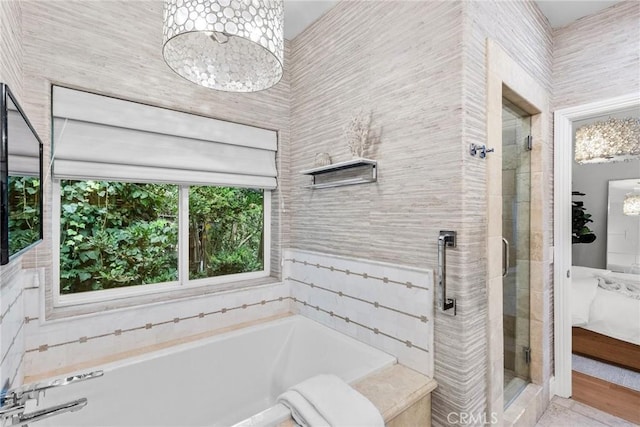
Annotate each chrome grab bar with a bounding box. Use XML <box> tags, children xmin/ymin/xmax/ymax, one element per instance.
<box><xmin>502</xmin><ymin>238</ymin><xmax>509</xmax><ymax>278</ymax></box>
<box><xmin>438</xmin><ymin>230</ymin><xmax>457</xmax><ymax>315</ymax></box>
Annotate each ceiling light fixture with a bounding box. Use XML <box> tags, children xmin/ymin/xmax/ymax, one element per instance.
<box><xmin>162</xmin><ymin>0</ymin><xmax>284</xmax><ymax>92</ymax></box>
<box><xmin>574</xmin><ymin>117</ymin><xmax>640</xmax><ymax>164</ymax></box>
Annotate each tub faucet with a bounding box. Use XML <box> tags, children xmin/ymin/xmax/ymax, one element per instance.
<box><xmin>1</xmin><ymin>371</ymin><xmax>103</xmax><ymax>408</ymax></box>
<box><xmin>0</xmin><ymin>370</ymin><xmax>102</xmax><ymax>426</ymax></box>
<box><xmin>0</xmin><ymin>397</ymin><xmax>87</xmax><ymax>426</ymax></box>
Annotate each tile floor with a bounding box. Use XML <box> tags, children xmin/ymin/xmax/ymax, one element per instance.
<box><xmin>536</xmin><ymin>396</ymin><xmax>638</xmax><ymax>426</ymax></box>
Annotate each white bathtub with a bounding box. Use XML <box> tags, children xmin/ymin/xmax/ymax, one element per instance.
<box><xmin>27</xmin><ymin>315</ymin><xmax>396</xmax><ymax>426</ymax></box>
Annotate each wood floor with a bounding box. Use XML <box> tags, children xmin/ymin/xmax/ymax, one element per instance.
<box><xmin>572</xmin><ymin>370</ymin><xmax>640</xmax><ymax>424</ymax></box>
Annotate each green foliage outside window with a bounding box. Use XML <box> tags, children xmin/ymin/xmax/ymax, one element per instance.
<box><xmin>59</xmin><ymin>181</ymin><xmax>264</xmax><ymax>295</ymax></box>
<box><xmin>60</xmin><ymin>180</ymin><xmax>179</xmax><ymax>294</ymax></box>
<box><xmin>189</xmin><ymin>186</ymin><xmax>263</xmax><ymax>279</ymax></box>
<box><xmin>8</xmin><ymin>176</ymin><xmax>41</xmax><ymax>255</ymax></box>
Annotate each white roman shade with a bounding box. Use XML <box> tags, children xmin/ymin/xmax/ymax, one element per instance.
<box><xmin>52</xmin><ymin>86</ymin><xmax>277</xmax><ymax>189</ymax></box>
<box><xmin>8</xmin><ymin>109</ymin><xmax>41</xmax><ymax>177</ymax></box>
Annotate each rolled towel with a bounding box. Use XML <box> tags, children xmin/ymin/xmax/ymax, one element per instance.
<box><xmin>277</xmin><ymin>374</ymin><xmax>384</xmax><ymax>427</ymax></box>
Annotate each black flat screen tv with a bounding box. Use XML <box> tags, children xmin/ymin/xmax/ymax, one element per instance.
<box><xmin>0</xmin><ymin>83</ymin><xmax>44</xmax><ymax>265</ymax></box>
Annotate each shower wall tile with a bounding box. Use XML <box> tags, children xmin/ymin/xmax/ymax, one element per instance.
<box><xmin>285</xmin><ymin>249</ymin><xmax>434</xmax><ymax>377</ymax></box>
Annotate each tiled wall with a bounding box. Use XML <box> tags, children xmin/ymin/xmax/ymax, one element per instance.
<box><xmin>459</xmin><ymin>2</ymin><xmax>553</xmax><ymax>425</ymax></box>
<box><xmin>289</xmin><ymin>1</ymin><xmax>553</xmax><ymax>425</ymax></box>
<box><xmin>0</xmin><ymin>0</ymin><xmax>26</xmax><ymax>391</ymax></box>
<box><xmin>0</xmin><ymin>263</ymin><xmax>27</xmax><ymax>390</ymax></box>
<box><xmin>0</xmin><ymin>0</ymin><xmax>22</xmax><ymax>98</ymax></box>
<box><xmin>19</xmin><ymin>0</ymin><xmax>291</xmax><ymax>319</ymax></box>
<box><xmin>3</xmin><ymin>0</ymin><xmax>292</xmax><ymax>380</ymax></box>
<box><xmin>285</xmin><ymin>249</ymin><xmax>434</xmax><ymax>377</ymax></box>
<box><xmin>0</xmin><ymin>0</ymin><xmax>635</xmax><ymax>422</ymax></box>
<box><xmin>288</xmin><ymin>3</ymin><xmax>467</xmax><ymax>422</ymax></box>
<box><xmin>24</xmin><ymin>280</ymin><xmax>289</xmax><ymax>379</ymax></box>
<box><xmin>553</xmin><ymin>1</ymin><xmax>640</xmax><ymax>110</ymax></box>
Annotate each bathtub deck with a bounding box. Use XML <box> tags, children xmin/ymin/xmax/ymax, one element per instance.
<box><xmin>278</xmin><ymin>364</ymin><xmax>437</xmax><ymax>426</ymax></box>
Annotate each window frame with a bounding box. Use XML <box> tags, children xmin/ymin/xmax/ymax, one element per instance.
<box><xmin>52</xmin><ymin>181</ymin><xmax>271</xmax><ymax>307</ymax></box>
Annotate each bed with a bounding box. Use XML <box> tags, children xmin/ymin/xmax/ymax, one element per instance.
<box><xmin>571</xmin><ymin>266</ymin><xmax>640</xmax><ymax>372</ymax></box>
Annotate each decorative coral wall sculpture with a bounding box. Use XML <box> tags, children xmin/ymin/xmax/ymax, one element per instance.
<box><xmin>344</xmin><ymin>109</ymin><xmax>372</xmax><ymax>158</ymax></box>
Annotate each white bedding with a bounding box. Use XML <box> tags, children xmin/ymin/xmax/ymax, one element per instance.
<box><xmin>571</xmin><ymin>276</ymin><xmax>599</xmax><ymax>326</ymax></box>
<box><xmin>583</xmin><ymin>287</ymin><xmax>640</xmax><ymax>345</ymax></box>
<box><xmin>571</xmin><ymin>267</ymin><xmax>640</xmax><ymax>345</ymax></box>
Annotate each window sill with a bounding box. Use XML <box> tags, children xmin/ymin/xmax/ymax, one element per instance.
<box><xmin>46</xmin><ymin>275</ymin><xmax>283</xmax><ymax>321</ymax></box>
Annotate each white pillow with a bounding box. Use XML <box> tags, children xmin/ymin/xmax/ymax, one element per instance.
<box><xmin>571</xmin><ymin>276</ymin><xmax>599</xmax><ymax>326</ymax></box>
<box><xmin>571</xmin><ymin>266</ymin><xmax>611</xmax><ymax>280</ymax></box>
<box><xmin>597</xmin><ymin>273</ymin><xmax>640</xmax><ymax>300</ymax></box>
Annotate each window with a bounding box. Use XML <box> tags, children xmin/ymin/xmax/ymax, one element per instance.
<box><xmin>51</xmin><ymin>86</ymin><xmax>277</xmax><ymax>305</ymax></box>
<box><xmin>54</xmin><ymin>180</ymin><xmax>269</xmax><ymax>303</ymax></box>
<box><xmin>189</xmin><ymin>186</ymin><xmax>264</xmax><ymax>280</ymax></box>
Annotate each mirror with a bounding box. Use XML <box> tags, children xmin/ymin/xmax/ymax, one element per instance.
<box><xmin>1</xmin><ymin>83</ymin><xmax>43</xmax><ymax>265</ymax></box>
<box><xmin>607</xmin><ymin>178</ymin><xmax>640</xmax><ymax>273</ymax></box>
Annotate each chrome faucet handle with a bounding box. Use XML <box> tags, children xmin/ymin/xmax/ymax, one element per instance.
<box><xmin>0</xmin><ymin>403</ymin><xmax>25</xmax><ymax>427</ymax></box>
<box><xmin>2</xmin><ymin>370</ymin><xmax>103</xmax><ymax>408</ymax></box>
<box><xmin>45</xmin><ymin>370</ymin><xmax>104</xmax><ymax>390</ymax></box>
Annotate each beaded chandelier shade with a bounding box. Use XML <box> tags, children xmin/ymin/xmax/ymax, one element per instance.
<box><xmin>623</xmin><ymin>192</ymin><xmax>640</xmax><ymax>216</ymax></box>
<box><xmin>574</xmin><ymin>117</ymin><xmax>640</xmax><ymax>164</ymax></box>
<box><xmin>162</xmin><ymin>0</ymin><xmax>284</xmax><ymax>92</ymax></box>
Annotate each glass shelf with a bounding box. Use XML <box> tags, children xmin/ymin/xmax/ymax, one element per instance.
<box><xmin>301</xmin><ymin>158</ymin><xmax>377</xmax><ymax>189</ymax></box>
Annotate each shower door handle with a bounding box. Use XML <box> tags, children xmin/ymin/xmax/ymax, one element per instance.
<box><xmin>502</xmin><ymin>238</ymin><xmax>509</xmax><ymax>277</ymax></box>
<box><xmin>438</xmin><ymin>231</ymin><xmax>456</xmax><ymax>315</ymax></box>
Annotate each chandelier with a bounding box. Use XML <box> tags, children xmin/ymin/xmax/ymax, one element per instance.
<box><xmin>162</xmin><ymin>0</ymin><xmax>284</xmax><ymax>92</ymax></box>
<box><xmin>574</xmin><ymin>117</ymin><xmax>640</xmax><ymax>164</ymax></box>
<box><xmin>623</xmin><ymin>192</ymin><xmax>640</xmax><ymax>216</ymax></box>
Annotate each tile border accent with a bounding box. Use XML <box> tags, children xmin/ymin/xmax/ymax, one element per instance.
<box><xmin>284</xmin><ymin>258</ymin><xmax>430</xmax><ymax>291</ymax></box>
<box><xmin>0</xmin><ymin>288</ymin><xmax>24</xmax><ymax>325</ymax></box>
<box><xmin>287</xmin><ymin>277</ymin><xmax>428</xmax><ymax>323</ymax></box>
<box><xmin>1</xmin><ymin>321</ymin><xmax>24</xmax><ymax>367</ymax></box>
<box><xmin>9</xmin><ymin>352</ymin><xmax>25</xmax><ymax>387</ymax></box>
<box><xmin>25</xmin><ymin>296</ymin><xmax>289</xmax><ymax>353</ymax></box>
<box><xmin>291</xmin><ymin>298</ymin><xmax>429</xmax><ymax>353</ymax></box>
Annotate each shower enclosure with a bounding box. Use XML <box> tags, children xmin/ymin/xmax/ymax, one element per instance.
<box><xmin>502</xmin><ymin>100</ymin><xmax>532</xmax><ymax>407</ymax></box>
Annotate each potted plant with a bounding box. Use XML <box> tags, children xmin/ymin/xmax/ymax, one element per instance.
<box><xmin>572</xmin><ymin>191</ymin><xmax>596</xmax><ymax>244</ymax></box>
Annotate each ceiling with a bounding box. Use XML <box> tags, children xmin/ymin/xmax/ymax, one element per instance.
<box><xmin>534</xmin><ymin>0</ymin><xmax>623</xmax><ymax>28</ymax></box>
<box><xmin>284</xmin><ymin>1</ymin><xmax>338</xmax><ymax>40</ymax></box>
<box><xmin>283</xmin><ymin>0</ymin><xmax>624</xmax><ymax>40</ymax></box>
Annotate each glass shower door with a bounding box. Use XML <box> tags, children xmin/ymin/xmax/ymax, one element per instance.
<box><xmin>502</xmin><ymin>100</ymin><xmax>532</xmax><ymax>407</ymax></box>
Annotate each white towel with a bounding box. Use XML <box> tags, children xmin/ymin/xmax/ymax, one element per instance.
<box><xmin>277</xmin><ymin>374</ymin><xmax>384</xmax><ymax>427</ymax></box>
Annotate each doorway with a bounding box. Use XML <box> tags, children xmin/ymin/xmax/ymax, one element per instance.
<box><xmin>553</xmin><ymin>93</ymin><xmax>640</xmax><ymax>423</ymax></box>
